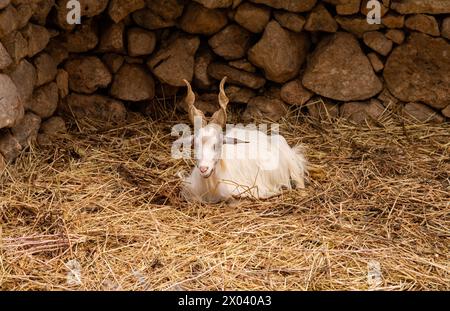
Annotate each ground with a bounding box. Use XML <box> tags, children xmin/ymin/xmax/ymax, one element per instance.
<box><xmin>0</xmin><ymin>103</ymin><xmax>449</xmax><ymax>290</ymax></box>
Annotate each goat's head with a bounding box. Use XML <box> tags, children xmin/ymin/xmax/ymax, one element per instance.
<box><xmin>182</xmin><ymin>77</ymin><xmax>247</xmax><ymax>178</ymax></box>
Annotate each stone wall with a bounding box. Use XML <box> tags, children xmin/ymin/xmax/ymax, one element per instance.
<box><xmin>0</xmin><ymin>0</ymin><xmax>449</xmax><ymax>164</ymax></box>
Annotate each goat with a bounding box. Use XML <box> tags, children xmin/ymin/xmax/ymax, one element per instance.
<box><xmin>179</xmin><ymin>77</ymin><xmax>307</xmax><ymax>203</ymax></box>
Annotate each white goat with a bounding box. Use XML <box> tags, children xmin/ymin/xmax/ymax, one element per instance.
<box><xmin>180</xmin><ymin>77</ymin><xmax>307</xmax><ymax>203</ymax></box>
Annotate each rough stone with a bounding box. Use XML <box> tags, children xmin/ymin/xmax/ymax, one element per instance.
<box><xmin>208</xmin><ymin>24</ymin><xmax>251</xmax><ymax>60</ymax></box>
<box><xmin>194</xmin><ymin>48</ymin><xmax>214</xmax><ymax>89</ymax></box>
<box><xmin>64</xmin><ymin>20</ymin><xmax>98</xmax><ymax>53</ymax></box>
<box><xmin>147</xmin><ymin>35</ymin><xmax>200</xmax><ymax>87</ymax></box>
<box><xmin>367</xmin><ymin>52</ymin><xmax>384</xmax><ymax>73</ymax></box>
<box><xmin>208</xmin><ymin>63</ymin><xmax>266</xmax><ymax>89</ymax></box>
<box><xmin>384</xmin><ymin>33</ymin><xmax>450</xmax><ymax>110</ymax></box>
<box><xmin>39</xmin><ymin>116</ymin><xmax>67</xmax><ymax>136</ymax></box>
<box><xmin>0</xmin><ymin>131</ymin><xmax>21</xmax><ymax>162</ymax></box>
<box><xmin>98</xmin><ymin>22</ymin><xmax>125</xmax><ymax>53</ymax></box>
<box><xmin>303</xmin><ymin>32</ymin><xmax>382</xmax><ymax>101</ymax></box>
<box><xmin>225</xmin><ymin>85</ymin><xmax>256</xmax><ymax>104</ymax></box>
<box><xmin>340</xmin><ymin>99</ymin><xmax>386</xmax><ymax>124</ymax></box>
<box><xmin>306</xmin><ymin>98</ymin><xmax>339</xmax><ymax>120</ymax></box>
<box><xmin>248</xmin><ymin>21</ymin><xmax>309</xmax><ymax>83</ymax></box>
<box><xmin>335</xmin><ymin>16</ymin><xmax>383</xmax><ymax>37</ymax></box>
<box><xmin>243</xmin><ymin>96</ymin><xmax>288</xmax><ymax>122</ymax></box>
<box><xmin>385</xmin><ymin>29</ymin><xmax>405</xmax><ymax>45</ymax></box>
<box><xmin>179</xmin><ymin>2</ymin><xmax>228</xmax><ymax>36</ymax></box>
<box><xmin>56</xmin><ymin>69</ymin><xmax>69</xmax><ymax>99</ymax></box>
<box><xmin>273</xmin><ymin>11</ymin><xmax>306</xmax><ymax>32</ymax></box>
<box><xmin>108</xmin><ymin>0</ymin><xmax>145</xmax><ymax>23</ymax></box>
<box><xmin>65</xmin><ymin>56</ymin><xmax>112</xmax><ymax>94</ymax></box>
<box><xmin>33</xmin><ymin>52</ymin><xmax>57</xmax><ymax>87</ymax></box>
<box><xmin>11</xmin><ymin>112</ymin><xmax>41</xmax><ymax>147</ymax></box>
<box><xmin>442</xmin><ymin>17</ymin><xmax>450</xmax><ymax>40</ymax></box>
<box><xmin>391</xmin><ymin>0</ymin><xmax>450</xmax><ymax>15</ymax></box>
<box><xmin>29</xmin><ymin>82</ymin><xmax>58</xmax><ymax>118</ymax></box>
<box><xmin>127</xmin><ymin>28</ymin><xmax>156</xmax><ymax>57</ymax></box>
<box><xmin>132</xmin><ymin>8</ymin><xmax>176</xmax><ymax>30</ymax></box>
<box><xmin>0</xmin><ymin>41</ymin><xmax>11</xmax><ymax>69</ymax></box>
<box><xmin>234</xmin><ymin>2</ymin><xmax>271</xmax><ymax>33</ymax></box>
<box><xmin>304</xmin><ymin>4</ymin><xmax>338</xmax><ymax>33</ymax></box>
<box><xmin>0</xmin><ymin>74</ymin><xmax>24</xmax><ymax>129</ymax></box>
<box><xmin>7</xmin><ymin>59</ymin><xmax>36</xmax><ymax>105</ymax></box>
<box><xmin>61</xmin><ymin>93</ymin><xmax>127</xmax><ymax>123</ymax></box>
<box><xmin>248</xmin><ymin>0</ymin><xmax>316</xmax><ymax>12</ymax></box>
<box><xmin>405</xmin><ymin>14</ymin><xmax>440</xmax><ymax>36</ymax></box>
<box><xmin>403</xmin><ymin>102</ymin><xmax>444</xmax><ymax>124</ymax></box>
<box><xmin>110</xmin><ymin>64</ymin><xmax>155</xmax><ymax>101</ymax></box>
<box><xmin>280</xmin><ymin>79</ymin><xmax>313</xmax><ymax>106</ymax></box>
<box><xmin>363</xmin><ymin>31</ymin><xmax>393</xmax><ymax>56</ymax></box>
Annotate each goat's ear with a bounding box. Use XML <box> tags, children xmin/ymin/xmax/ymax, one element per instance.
<box><xmin>223</xmin><ymin>137</ymin><xmax>249</xmax><ymax>145</ymax></box>
<box><xmin>182</xmin><ymin>79</ymin><xmax>206</xmax><ymax>127</ymax></box>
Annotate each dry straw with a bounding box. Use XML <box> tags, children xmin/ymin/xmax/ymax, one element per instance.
<box><xmin>0</xmin><ymin>98</ymin><xmax>449</xmax><ymax>290</ymax></box>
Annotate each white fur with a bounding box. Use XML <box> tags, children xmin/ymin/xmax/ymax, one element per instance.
<box><xmin>182</xmin><ymin>125</ymin><xmax>307</xmax><ymax>203</ymax></box>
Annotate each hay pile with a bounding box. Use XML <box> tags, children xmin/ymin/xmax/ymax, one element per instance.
<box><xmin>0</xmin><ymin>103</ymin><xmax>449</xmax><ymax>290</ymax></box>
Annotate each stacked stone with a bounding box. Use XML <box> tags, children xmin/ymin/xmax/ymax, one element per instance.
<box><xmin>0</xmin><ymin>0</ymin><xmax>449</xmax><ymax>165</ymax></box>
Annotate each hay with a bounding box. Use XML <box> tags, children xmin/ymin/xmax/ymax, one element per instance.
<box><xmin>0</xmin><ymin>102</ymin><xmax>449</xmax><ymax>291</ymax></box>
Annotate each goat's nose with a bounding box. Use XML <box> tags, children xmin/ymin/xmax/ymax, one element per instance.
<box><xmin>199</xmin><ymin>166</ymin><xmax>208</xmax><ymax>173</ymax></box>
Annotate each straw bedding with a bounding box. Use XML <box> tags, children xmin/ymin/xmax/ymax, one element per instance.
<box><xmin>0</xmin><ymin>101</ymin><xmax>449</xmax><ymax>290</ymax></box>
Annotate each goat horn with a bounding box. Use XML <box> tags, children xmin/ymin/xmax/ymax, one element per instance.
<box><xmin>183</xmin><ymin>79</ymin><xmax>206</xmax><ymax>127</ymax></box>
<box><xmin>209</xmin><ymin>76</ymin><xmax>229</xmax><ymax>128</ymax></box>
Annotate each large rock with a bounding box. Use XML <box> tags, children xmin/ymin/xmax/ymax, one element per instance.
<box><xmin>127</xmin><ymin>28</ymin><xmax>156</xmax><ymax>57</ymax></box>
<box><xmin>21</xmin><ymin>23</ymin><xmax>50</xmax><ymax>57</ymax></box>
<box><xmin>0</xmin><ymin>41</ymin><xmax>11</xmax><ymax>69</ymax></box>
<box><xmin>132</xmin><ymin>8</ymin><xmax>176</xmax><ymax>30</ymax></box>
<box><xmin>65</xmin><ymin>56</ymin><xmax>112</xmax><ymax>94</ymax></box>
<box><xmin>362</xmin><ymin>31</ymin><xmax>393</xmax><ymax>56</ymax></box>
<box><xmin>403</xmin><ymin>102</ymin><xmax>444</xmax><ymax>124</ymax></box>
<box><xmin>340</xmin><ymin>99</ymin><xmax>386</xmax><ymax>124</ymax></box>
<box><xmin>304</xmin><ymin>4</ymin><xmax>338</xmax><ymax>33</ymax></box>
<box><xmin>306</xmin><ymin>98</ymin><xmax>339</xmax><ymax>120</ymax></box>
<box><xmin>280</xmin><ymin>79</ymin><xmax>313</xmax><ymax>106</ymax></box>
<box><xmin>194</xmin><ymin>48</ymin><xmax>214</xmax><ymax>89</ymax></box>
<box><xmin>302</xmin><ymin>32</ymin><xmax>382</xmax><ymax>101</ymax></box>
<box><xmin>442</xmin><ymin>105</ymin><xmax>450</xmax><ymax>118</ymax></box>
<box><xmin>110</xmin><ymin>64</ymin><xmax>155</xmax><ymax>101</ymax></box>
<box><xmin>147</xmin><ymin>35</ymin><xmax>200</xmax><ymax>87</ymax></box>
<box><xmin>108</xmin><ymin>0</ymin><xmax>145</xmax><ymax>23</ymax></box>
<box><xmin>146</xmin><ymin>0</ymin><xmax>185</xmax><ymax>20</ymax></box>
<box><xmin>225</xmin><ymin>85</ymin><xmax>256</xmax><ymax>104</ymax></box>
<box><xmin>248</xmin><ymin>21</ymin><xmax>309</xmax><ymax>83</ymax></box>
<box><xmin>29</xmin><ymin>82</ymin><xmax>59</xmax><ymax>118</ymax></box>
<box><xmin>97</xmin><ymin>22</ymin><xmax>125</xmax><ymax>53</ymax></box>
<box><xmin>207</xmin><ymin>63</ymin><xmax>266</xmax><ymax>89</ymax></box>
<box><xmin>208</xmin><ymin>25</ymin><xmax>251</xmax><ymax>60</ymax></box>
<box><xmin>61</xmin><ymin>93</ymin><xmax>127</xmax><ymax>123</ymax></box>
<box><xmin>243</xmin><ymin>96</ymin><xmax>288</xmax><ymax>122</ymax></box>
<box><xmin>7</xmin><ymin>59</ymin><xmax>36</xmax><ymax>105</ymax></box>
<box><xmin>335</xmin><ymin>16</ymin><xmax>383</xmax><ymax>37</ymax></box>
<box><xmin>273</xmin><ymin>11</ymin><xmax>306</xmax><ymax>32</ymax></box>
<box><xmin>0</xmin><ymin>131</ymin><xmax>21</xmax><ymax>162</ymax></box>
<box><xmin>11</xmin><ymin>112</ymin><xmax>41</xmax><ymax>147</ymax></box>
<box><xmin>33</xmin><ymin>52</ymin><xmax>57</xmax><ymax>87</ymax></box>
<box><xmin>0</xmin><ymin>74</ymin><xmax>24</xmax><ymax>129</ymax></box>
<box><xmin>0</xmin><ymin>5</ymin><xmax>18</xmax><ymax>38</ymax></box>
<box><xmin>0</xmin><ymin>0</ymin><xmax>10</xmax><ymax>10</ymax></box>
<box><xmin>64</xmin><ymin>20</ymin><xmax>98</xmax><ymax>53</ymax></box>
<box><xmin>442</xmin><ymin>17</ymin><xmax>450</xmax><ymax>40</ymax></box>
<box><xmin>1</xmin><ymin>31</ymin><xmax>28</xmax><ymax>63</ymax></box>
<box><xmin>384</xmin><ymin>33</ymin><xmax>450</xmax><ymax>110</ymax></box>
<box><xmin>405</xmin><ymin>14</ymin><xmax>440</xmax><ymax>36</ymax></box>
<box><xmin>248</xmin><ymin>0</ymin><xmax>316</xmax><ymax>12</ymax></box>
<box><xmin>391</xmin><ymin>0</ymin><xmax>450</xmax><ymax>14</ymax></box>
<box><xmin>39</xmin><ymin>116</ymin><xmax>67</xmax><ymax>136</ymax></box>
<box><xmin>234</xmin><ymin>2</ymin><xmax>271</xmax><ymax>33</ymax></box>
<box><xmin>179</xmin><ymin>2</ymin><xmax>228</xmax><ymax>35</ymax></box>
<box><xmin>193</xmin><ymin>0</ymin><xmax>233</xmax><ymax>8</ymax></box>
